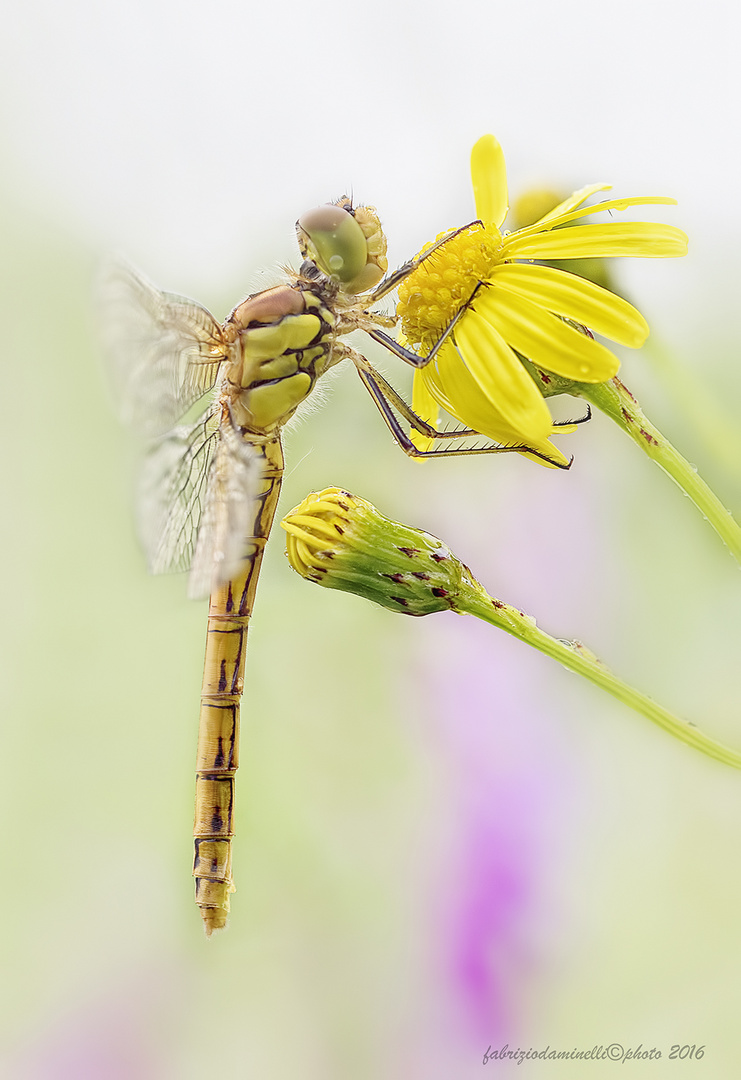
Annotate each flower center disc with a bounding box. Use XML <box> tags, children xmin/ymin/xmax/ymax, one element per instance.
<box><xmin>397</xmin><ymin>224</ymin><xmax>502</xmax><ymax>355</ymax></box>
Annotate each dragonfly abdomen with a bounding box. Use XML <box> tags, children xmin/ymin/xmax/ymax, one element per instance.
<box><xmin>193</xmin><ymin>660</ymin><xmax>241</xmax><ymax>932</ymax></box>
<box><xmin>193</xmin><ymin>438</ymin><xmax>285</xmax><ymax>935</ymax></box>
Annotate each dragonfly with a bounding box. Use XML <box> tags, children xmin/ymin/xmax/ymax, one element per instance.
<box><xmin>101</xmin><ymin>198</ymin><xmax>564</xmax><ymax>935</ymax></box>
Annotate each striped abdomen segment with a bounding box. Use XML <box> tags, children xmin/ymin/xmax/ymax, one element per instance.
<box><xmin>193</xmin><ymin>436</ymin><xmax>284</xmax><ymax>935</ymax></box>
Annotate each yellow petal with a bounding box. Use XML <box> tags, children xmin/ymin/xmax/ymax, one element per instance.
<box><xmin>419</xmin><ymin>345</ymin><xmax>474</xmax><ymax>422</ymax></box>
<box><xmin>411</xmin><ymin>370</ymin><xmax>439</xmax><ymax>453</ymax></box>
<box><xmin>471</xmin><ymin>135</ymin><xmax>508</xmax><ymax>228</ymax></box>
<box><xmin>531</xmin><ymin>183</ymin><xmax>612</xmax><ymax>225</ymax></box>
<box><xmin>489</xmin><ymin>263</ymin><xmax>649</xmax><ymax>347</ymax></box>
<box><xmin>474</xmin><ymin>286</ymin><xmax>620</xmax><ymax>382</ymax></box>
<box><xmin>503</xmin><ymin>221</ymin><xmax>688</xmax><ymax>260</ymax></box>
<box><xmin>454</xmin><ymin>309</ymin><xmax>553</xmax><ymax>440</ymax></box>
<box><xmin>516</xmin><ymin>446</ymin><xmax>569</xmax><ymax>469</ymax></box>
<box><xmin>421</xmin><ymin>345</ymin><xmax>570</xmax><ymax>467</ymax></box>
<box><xmin>516</xmin><ymin>195</ymin><xmax>678</xmax><ymax>239</ymax></box>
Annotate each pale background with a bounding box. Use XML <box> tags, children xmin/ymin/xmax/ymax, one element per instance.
<box><xmin>2</xmin><ymin>1</ymin><xmax>740</xmax><ymax>1077</ymax></box>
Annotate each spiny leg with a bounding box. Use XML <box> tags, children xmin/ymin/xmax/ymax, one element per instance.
<box><xmin>367</xmin><ymin>221</ymin><xmax>482</xmax><ymax>304</ymax></box>
<box><xmin>363</xmin><ymin>296</ymin><xmax>475</xmax><ymax>370</ymax></box>
<box><xmin>552</xmin><ymin>406</ymin><xmax>592</xmax><ymax>427</ymax></box>
<box><xmin>360</xmin><ymin>365</ymin><xmax>570</xmax><ymax>467</ymax></box>
<box><xmin>358</xmin><ymin>314</ymin><xmax>593</xmax><ymax>423</ymax></box>
<box><xmin>342</xmin><ymin>345</ymin><xmax>572</xmax><ymax>468</ymax></box>
<box><xmin>351</xmin><ymin>352</ymin><xmax>476</xmax><ymax>440</ymax></box>
<box><xmin>362</xmin><ymin>271</ymin><xmax>486</xmax><ymax>370</ymax></box>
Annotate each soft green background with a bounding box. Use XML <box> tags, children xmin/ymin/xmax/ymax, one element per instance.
<box><xmin>2</xmin><ymin>2</ymin><xmax>741</xmax><ymax>1077</ymax></box>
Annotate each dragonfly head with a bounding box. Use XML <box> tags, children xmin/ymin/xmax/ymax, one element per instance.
<box><xmin>296</xmin><ymin>197</ymin><xmax>388</xmax><ymax>294</ymax></box>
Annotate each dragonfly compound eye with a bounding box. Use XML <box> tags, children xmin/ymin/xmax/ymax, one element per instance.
<box><xmin>296</xmin><ymin>202</ymin><xmax>386</xmax><ymax>293</ymax></box>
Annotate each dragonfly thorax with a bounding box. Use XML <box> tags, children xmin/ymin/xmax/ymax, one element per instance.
<box><xmin>223</xmin><ymin>283</ymin><xmax>337</xmax><ymax>433</ymax></box>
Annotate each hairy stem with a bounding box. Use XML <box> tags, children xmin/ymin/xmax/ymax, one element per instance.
<box><xmin>577</xmin><ymin>377</ymin><xmax>741</xmax><ymax>565</ymax></box>
<box><xmin>460</xmin><ymin>583</ymin><xmax>741</xmax><ymax>770</ymax></box>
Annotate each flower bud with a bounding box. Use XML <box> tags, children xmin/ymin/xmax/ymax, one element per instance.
<box><xmin>281</xmin><ymin>488</ymin><xmax>477</xmax><ymax>616</ymax></box>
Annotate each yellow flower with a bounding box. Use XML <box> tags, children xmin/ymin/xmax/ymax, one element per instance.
<box><xmin>397</xmin><ymin>135</ymin><xmax>688</xmax><ymax>467</ymax></box>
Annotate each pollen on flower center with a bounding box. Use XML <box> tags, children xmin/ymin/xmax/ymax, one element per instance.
<box><xmin>397</xmin><ymin>224</ymin><xmax>502</xmax><ymax>354</ymax></box>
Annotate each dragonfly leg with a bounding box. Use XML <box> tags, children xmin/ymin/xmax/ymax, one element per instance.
<box><xmin>362</xmin><ymin>344</ymin><xmax>591</xmax><ymax>428</ymax></box>
<box><xmin>363</xmin><ymin>286</ymin><xmax>479</xmax><ymax>370</ymax></box>
<box><xmin>367</xmin><ymin>220</ymin><xmax>483</xmax><ymax>303</ymax></box>
<box><xmin>553</xmin><ymin>404</ymin><xmax>592</xmax><ymax>427</ymax></box>
<box><xmin>342</xmin><ymin>346</ymin><xmax>572</xmax><ymax>468</ymax></box>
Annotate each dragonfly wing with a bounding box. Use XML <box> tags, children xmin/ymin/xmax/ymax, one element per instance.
<box><xmin>99</xmin><ymin>257</ymin><xmax>229</xmax><ymax>436</ymax></box>
<box><xmin>138</xmin><ymin>407</ymin><xmax>221</xmax><ymax>579</ymax></box>
<box><xmin>187</xmin><ymin>413</ymin><xmax>263</xmax><ymax>600</ymax></box>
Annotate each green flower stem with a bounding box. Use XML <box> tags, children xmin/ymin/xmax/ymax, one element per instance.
<box><xmin>459</xmin><ymin>582</ymin><xmax>741</xmax><ymax>770</ymax></box>
<box><xmin>525</xmin><ymin>355</ymin><xmax>741</xmax><ymax>566</ymax></box>
<box><xmin>642</xmin><ymin>336</ymin><xmax>741</xmax><ymax>478</ymax></box>
<box><xmin>573</xmin><ymin>377</ymin><xmax>741</xmax><ymax>565</ymax></box>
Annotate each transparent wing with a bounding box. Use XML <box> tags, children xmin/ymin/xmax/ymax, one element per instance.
<box><xmin>99</xmin><ymin>257</ymin><xmax>230</xmax><ymax>436</ymax></box>
<box><xmin>187</xmin><ymin>411</ymin><xmax>263</xmax><ymax>600</ymax></box>
<box><xmin>137</xmin><ymin>407</ymin><xmax>262</xmax><ymax>598</ymax></box>
<box><xmin>138</xmin><ymin>407</ymin><xmax>222</xmax><ymax>580</ymax></box>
